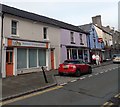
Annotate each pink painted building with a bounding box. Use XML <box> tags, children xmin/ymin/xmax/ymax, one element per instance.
<box><xmin>60</xmin><ymin>28</ymin><xmax>90</xmax><ymax>63</ymax></box>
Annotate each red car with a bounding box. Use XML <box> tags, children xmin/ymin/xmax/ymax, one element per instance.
<box><xmin>58</xmin><ymin>59</ymin><xmax>92</xmax><ymax>76</ymax></box>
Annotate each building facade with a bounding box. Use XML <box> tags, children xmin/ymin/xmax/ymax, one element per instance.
<box><xmin>1</xmin><ymin>4</ymin><xmax>88</xmax><ymax>78</ymax></box>
<box><xmin>80</xmin><ymin>23</ymin><xmax>104</xmax><ymax>63</ymax></box>
<box><xmin>92</xmin><ymin>15</ymin><xmax>113</xmax><ymax>61</ymax></box>
<box><xmin>1</xmin><ymin>4</ymin><xmax>61</xmax><ymax>78</ymax></box>
<box><xmin>60</xmin><ymin>28</ymin><xmax>89</xmax><ymax>63</ymax></box>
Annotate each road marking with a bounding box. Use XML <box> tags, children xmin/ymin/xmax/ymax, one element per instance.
<box><xmin>113</xmin><ymin>68</ymin><xmax>116</xmax><ymax>70</ymax></box>
<box><xmin>1</xmin><ymin>86</ymin><xmax>63</xmax><ymax>105</ymax></box>
<box><xmin>95</xmin><ymin>73</ymin><xmax>99</xmax><ymax>75</ymax></box>
<box><xmin>102</xmin><ymin>102</ymin><xmax>114</xmax><ymax>107</ymax></box>
<box><xmin>60</xmin><ymin>83</ymin><xmax>67</xmax><ymax>86</ymax></box>
<box><xmin>80</xmin><ymin>77</ymin><xmax>85</xmax><ymax>80</ymax></box>
<box><xmin>109</xmin><ymin>102</ymin><xmax>114</xmax><ymax>106</ymax></box>
<box><xmin>105</xmin><ymin>70</ymin><xmax>108</xmax><ymax>72</ymax></box>
<box><xmin>88</xmin><ymin>75</ymin><xmax>93</xmax><ymax>77</ymax></box>
<box><xmin>103</xmin><ymin>102</ymin><xmax>109</xmax><ymax>105</ymax></box>
<box><xmin>114</xmin><ymin>94</ymin><xmax>119</xmax><ymax>98</ymax></box>
<box><xmin>100</xmin><ymin>72</ymin><xmax>104</xmax><ymax>74</ymax></box>
<box><xmin>70</xmin><ymin>80</ymin><xmax>77</xmax><ymax>83</ymax></box>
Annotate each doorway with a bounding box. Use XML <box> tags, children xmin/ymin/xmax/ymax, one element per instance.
<box><xmin>6</xmin><ymin>50</ymin><xmax>13</xmax><ymax>76</ymax></box>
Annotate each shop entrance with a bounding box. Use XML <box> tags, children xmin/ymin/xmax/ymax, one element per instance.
<box><xmin>6</xmin><ymin>49</ymin><xmax>13</xmax><ymax>76</ymax></box>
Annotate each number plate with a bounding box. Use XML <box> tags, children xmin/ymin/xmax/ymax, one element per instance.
<box><xmin>63</xmin><ymin>65</ymin><xmax>69</xmax><ymax>69</ymax></box>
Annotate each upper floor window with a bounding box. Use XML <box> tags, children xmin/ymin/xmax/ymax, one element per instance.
<box><xmin>11</xmin><ymin>20</ymin><xmax>18</xmax><ymax>35</ymax></box>
<box><xmin>70</xmin><ymin>32</ymin><xmax>75</xmax><ymax>44</ymax></box>
<box><xmin>43</xmin><ymin>27</ymin><xmax>48</xmax><ymax>39</ymax></box>
<box><xmin>80</xmin><ymin>33</ymin><xmax>84</xmax><ymax>45</ymax></box>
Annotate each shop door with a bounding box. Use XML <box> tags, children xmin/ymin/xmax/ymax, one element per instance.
<box><xmin>51</xmin><ymin>49</ymin><xmax>54</xmax><ymax>69</ymax></box>
<box><xmin>6</xmin><ymin>50</ymin><xmax>13</xmax><ymax>76</ymax></box>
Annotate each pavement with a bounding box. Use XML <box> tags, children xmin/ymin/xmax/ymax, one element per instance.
<box><xmin>1</xmin><ymin>60</ymin><xmax>113</xmax><ymax>101</ymax></box>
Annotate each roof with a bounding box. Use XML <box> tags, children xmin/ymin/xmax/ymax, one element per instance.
<box><xmin>1</xmin><ymin>4</ymin><xmax>88</xmax><ymax>34</ymax></box>
<box><xmin>79</xmin><ymin>23</ymin><xmax>92</xmax><ymax>32</ymax></box>
<box><xmin>93</xmin><ymin>24</ymin><xmax>112</xmax><ymax>36</ymax></box>
<box><xmin>79</xmin><ymin>23</ymin><xmax>113</xmax><ymax>36</ymax></box>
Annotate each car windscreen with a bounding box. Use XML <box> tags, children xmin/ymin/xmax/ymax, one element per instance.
<box><xmin>64</xmin><ymin>60</ymin><xmax>82</xmax><ymax>64</ymax></box>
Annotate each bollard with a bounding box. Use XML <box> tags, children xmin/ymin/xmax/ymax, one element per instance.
<box><xmin>41</xmin><ymin>66</ymin><xmax>48</xmax><ymax>83</ymax></box>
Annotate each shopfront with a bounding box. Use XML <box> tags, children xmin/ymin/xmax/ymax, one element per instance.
<box><xmin>66</xmin><ymin>46</ymin><xmax>89</xmax><ymax>63</ymax></box>
<box><xmin>4</xmin><ymin>38</ymin><xmax>49</xmax><ymax>77</ymax></box>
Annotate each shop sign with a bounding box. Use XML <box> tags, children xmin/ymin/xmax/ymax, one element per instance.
<box><xmin>98</xmin><ymin>38</ymin><xmax>103</xmax><ymax>43</ymax></box>
<box><xmin>12</xmin><ymin>40</ymin><xmax>46</xmax><ymax>48</ymax></box>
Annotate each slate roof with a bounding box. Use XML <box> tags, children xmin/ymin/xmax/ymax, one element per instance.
<box><xmin>79</xmin><ymin>23</ymin><xmax>92</xmax><ymax>32</ymax></box>
<box><xmin>1</xmin><ymin>4</ymin><xmax>88</xmax><ymax>34</ymax></box>
<box><xmin>79</xmin><ymin>23</ymin><xmax>112</xmax><ymax>36</ymax></box>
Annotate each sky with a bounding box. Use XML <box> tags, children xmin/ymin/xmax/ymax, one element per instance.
<box><xmin>1</xmin><ymin>0</ymin><xmax>119</xmax><ymax>30</ymax></box>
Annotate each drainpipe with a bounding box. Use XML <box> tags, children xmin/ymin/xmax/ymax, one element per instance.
<box><xmin>0</xmin><ymin>11</ymin><xmax>4</xmax><ymax>77</ymax></box>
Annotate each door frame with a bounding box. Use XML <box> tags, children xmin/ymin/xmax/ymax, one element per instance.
<box><xmin>50</xmin><ymin>48</ymin><xmax>55</xmax><ymax>69</ymax></box>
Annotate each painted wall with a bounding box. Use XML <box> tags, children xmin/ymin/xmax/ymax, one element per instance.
<box><xmin>60</xmin><ymin>29</ymin><xmax>88</xmax><ymax>63</ymax></box>
<box><xmin>102</xmin><ymin>32</ymin><xmax>113</xmax><ymax>47</ymax></box>
<box><xmin>3</xmin><ymin>14</ymin><xmax>61</xmax><ymax>70</ymax></box>
<box><xmin>89</xmin><ymin>25</ymin><xmax>103</xmax><ymax>49</ymax></box>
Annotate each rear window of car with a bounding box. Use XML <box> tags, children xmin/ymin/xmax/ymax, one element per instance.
<box><xmin>64</xmin><ymin>60</ymin><xmax>82</xmax><ymax>64</ymax></box>
<box><xmin>113</xmin><ymin>54</ymin><xmax>120</xmax><ymax>57</ymax></box>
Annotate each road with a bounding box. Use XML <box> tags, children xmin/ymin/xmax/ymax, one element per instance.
<box><xmin>3</xmin><ymin>64</ymin><xmax>120</xmax><ymax>105</ymax></box>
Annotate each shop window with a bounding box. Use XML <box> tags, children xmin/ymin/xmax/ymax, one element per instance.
<box><xmin>11</xmin><ymin>20</ymin><xmax>18</xmax><ymax>35</ymax></box>
<box><xmin>67</xmin><ymin>49</ymin><xmax>70</xmax><ymax>59</ymax></box>
<box><xmin>72</xmin><ymin>49</ymin><xmax>77</xmax><ymax>59</ymax></box>
<box><xmin>17</xmin><ymin>49</ymin><xmax>27</xmax><ymax>69</ymax></box>
<box><xmin>84</xmin><ymin>50</ymin><xmax>88</xmax><ymax>62</ymax></box>
<box><xmin>38</xmin><ymin>49</ymin><xmax>46</xmax><ymax>66</ymax></box>
<box><xmin>29</xmin><ymin>49</ymin><xmax>37</xmax><ymax>68</ymax></box>
<box><xmin>78</xmin><ymin>50</ymin><xmax>83</xmax><ymax>60</ymax></box>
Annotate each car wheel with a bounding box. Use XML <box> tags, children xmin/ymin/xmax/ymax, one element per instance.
<box><xmin>88</xmin><ymin>66</ymin><xmax>92</xmax><ymax>74</ymax></box>
<box><xmin>75</xmin><ymin>69</ymin><xmax>81</xmax><ymax>77</ymax></box>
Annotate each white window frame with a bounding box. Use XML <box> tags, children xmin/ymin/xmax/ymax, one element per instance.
<box><xmin>11</xmin><ymin>20</ymin><xmax>19</xmax><ymax>37</ymax></box>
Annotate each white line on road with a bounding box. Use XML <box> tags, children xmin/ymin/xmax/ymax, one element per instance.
<box><xmin>80</xmin><ymin>77</ymin><xmax>86</xmax><ymax>80</ymax></box>
<box><xmin>88</xmin><ymin>75</ymin><xmax>93</xmax><ymax>77</ymax></box>
<box><xmin>105</xmin><ymin>70</ymin><xmax>108</xmax><ymax>72</ymax></box>
<box><xmin>70</xmin><ymin>80</ymin><xmax>77</xmax><ymax>83</ymax></box>
<box><xmin>100</xmin><ymin>72</ymin><xmax>104</xmax><ymax>74</ymax></box>
<box><xmin>60</xmin><ymin>83</ymin><xmax>67</xmax><ymax>86</ymax></box>
<box><xmin>95</xmin><ymin>73</ymin><xmax>99</xmax><ymax>75</ymax></box>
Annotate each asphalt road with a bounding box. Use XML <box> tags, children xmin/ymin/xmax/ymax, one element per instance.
<box><xmin>5</xmin><ymin>64</ymin><xmax>119</xmax><ymax>105</ymax></box>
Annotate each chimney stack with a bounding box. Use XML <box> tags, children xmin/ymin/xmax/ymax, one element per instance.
<box><xmin>92</xmin><ymin>15</ymin><xmax>102</xmax><ymax>28</ymax></box>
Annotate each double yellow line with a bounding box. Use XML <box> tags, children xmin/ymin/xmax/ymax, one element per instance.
<box><xmin>0</xmin><ymin>86</ymin><xmax>63</xmax><ymax>106</ymax></box>
<box><xmin>102</xmin><ymin>93</ymin><xmax>120</xmax><ymax>107</ymax></box>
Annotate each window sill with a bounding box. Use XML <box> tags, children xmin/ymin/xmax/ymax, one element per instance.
<box><xmin>11</xmin><ymin>35</ymin><xmax>20</xmax><ymax>38</ymax></box>
<box><xmin>43</xmin><ymin>39</ymin><xmax>50</xmax><ymax>42</ymax></box>
<box><xmin>71</xmin><ymin>42</ymin><xmax>75</xmax><ymax>44</ymax></box>
<box><xmin>80</xmin><ymin>43</ymin><xmax>84</xmax><ymax>45</ymax></box>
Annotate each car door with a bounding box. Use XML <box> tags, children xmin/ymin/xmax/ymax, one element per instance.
<box><xmin>84</xmin><ymin>63</ymin><xmax>89</xmax><ymax>72</ymax></box>
<box><xmin>78</xmin><ymin>61</ymin><xmax>86</xmax><ymax>73</ymax></box>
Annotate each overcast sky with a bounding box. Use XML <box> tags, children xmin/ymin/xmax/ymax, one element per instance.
<box><xmin>2</xmin><ymin>0</ymin><xmax>119</xmax><ymax>30</ymax></box>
